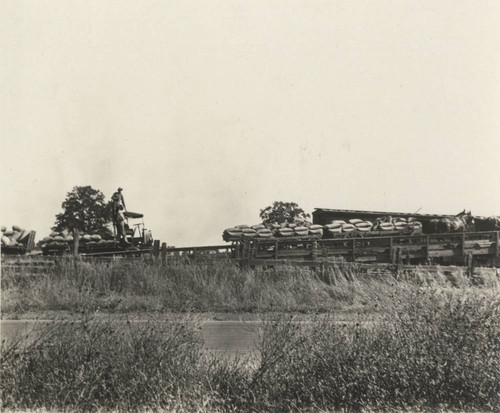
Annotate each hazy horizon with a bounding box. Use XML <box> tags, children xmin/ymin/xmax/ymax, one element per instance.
<box><xmin>1</xmin><ymin>0</ymin><xmax>499</xmax><ymax>247</ymax></box>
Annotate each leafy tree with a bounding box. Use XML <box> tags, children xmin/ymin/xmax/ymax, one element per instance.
<box><xmin>259</xmin><ymin>201</ymin><xmax>311</xmax><ymax>225</ymax></box>
<box><xmin>52</xmin><ymin>186</ymin><xmax>113</xmax><ymax>235</ymax></box>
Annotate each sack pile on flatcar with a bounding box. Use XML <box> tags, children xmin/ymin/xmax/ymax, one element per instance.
<box><xmin>1</xmin><ymin>225</ymin><xmax>32</xmax><ymax>248</ymax></box>
<box><xmin>222</xmin><ymin>216</ymin><xmax>423</xmax><ymax>242</ymax></box>
<box><xmin>40</xmin><ymin>230</ymin><xmax>119</xmax><ymax>250</ymax></box>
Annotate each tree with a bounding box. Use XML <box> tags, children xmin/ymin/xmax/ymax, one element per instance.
<box><xmin>52</xmin><ymin>186</ymin><xmax>113</xmax><ymax>235</ymax></box>
<box><xmin>259</xmin><ymin>201</ymin><xmax>311</xmax><ymax>225</ymax></box>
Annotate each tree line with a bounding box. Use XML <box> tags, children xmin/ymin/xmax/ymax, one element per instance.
<box><xmin>53</xmin><ymin>186</ymin><xmax>309</xmax><ymax>236</ymax></box>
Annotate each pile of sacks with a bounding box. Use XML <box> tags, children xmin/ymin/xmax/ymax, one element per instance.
<box><xmin>324</xmin><ymin>219</ymin><xmax>373</xmax><ymax>237</ymax></box>
<box><xmin>1</xmin><ymin>225</ymin><xmax>32</xmax><ymax>248</ymax></box>
<box><xmin>325</xmin><ymin>217</ymin><xmax>422</xmax><ymax>237</ymax></box>
<box><xmin>373</xmin><ymin>217</ymin><xmax>423</xmax><ymax>233</ymax></box>
<box><xmin>40</xmin><ymin>230</ymin><xmax>118</xmax><ymax>250</ymax></box>
<box><xmin>223</xmin><ymin>221</ymin><xmax>324</xmax><ymax>241</ymax></box>
<box><xmin>223</xmin><ymin>216</ymin><xmax>423</xmax><ymax>241</ymax></box>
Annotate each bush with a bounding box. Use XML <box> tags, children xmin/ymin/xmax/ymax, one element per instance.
<box><xmin>1</xmin><ymin>313</ymin><xmax>208</xmax><ymax>411</ymax></box>
<box><xmin>248</xmin><ymin>288</ymin><xmax>500</xmax><ymax>412</ymax></box>
<box><xmin>2</xmin><ymin>261</ymin><xmax>499</xmax><ymax>411</ymax></box>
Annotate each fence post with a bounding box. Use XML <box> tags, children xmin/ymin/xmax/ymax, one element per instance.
<box><xmin>496</xmin><ymin>231</ymin><xmax>500</xmax><ymax>259</ymax></box>
<box><xmin>72</xmin><ymin>229</ymin><xmax>80</xmax><ymax>271</ymax></box>
<box><xmin>240</xmin><ymin>239</ymin><xmax>250</xmax><ymax>269</ymax></box>
<box><xmin>73</xmin><ymin>229</ymin><xmax>79</xmax><ymax>258</ymax></box>
<box><xmin>153</xmin><ymin>240</ymin><xmax>160</xmax><ymax>259</ymax></box>
<box><xmin>467</xmin><ymin>251</ymin><xmax>474</xmax><ymax>277</ymax></box>
<box><xmin>461</xmin><ymin>232</ymin><xmax>466</xmax><ymax>258</ymax></box>
<box><xmin>161</xmin><ymin>242</ymin><xmax>167</xmax><ymax>266</ymax></box>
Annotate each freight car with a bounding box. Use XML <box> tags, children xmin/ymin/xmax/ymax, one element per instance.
<box><xmin>1</xmin><ymin>226</ymin><xmax>36</xmax><ymax>256</ymax></box>
<box><xmin>41</xmin><ymin>211</ymin><xmax>153</xmax><ymax>257</ymax></box>
<box><xmin>223</xmin><ymin>208</ymin><xmax>500</xmax><ymax>267</ymax></box>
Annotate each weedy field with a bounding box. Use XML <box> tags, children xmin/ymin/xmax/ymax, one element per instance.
<box><xmin>3</xmin><ymin>258</ymin><xmax>498</xmax><ymax>316</ymax></box>
<box><xmin>1</xmin><ymin>260</ymin><xmax>499</xmax><ymax>412</ymax></box>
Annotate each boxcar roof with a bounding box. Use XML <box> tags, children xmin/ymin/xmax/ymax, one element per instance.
<box><xmin>312</xmin><ymin>208</ymin><xmax>455</xmax><ymax>219</ymax></box>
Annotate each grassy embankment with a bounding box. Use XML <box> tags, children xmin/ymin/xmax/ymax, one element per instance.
<box><xmin>1</xmin><ymin>260</ymin><xmax>499</xmax><ymax>411</ymax></box>
<box><xmin>2</xmin><ymin>257</ymin><xmax>497</xmax><ymax>317</ymax></box>
<box><xmin>0</xmin><ymin>262</ymin><xmax>500</xmax><ymax>412</ymax></box>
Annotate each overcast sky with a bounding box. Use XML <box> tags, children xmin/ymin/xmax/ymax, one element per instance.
<box><xmin>1</xmin><ymin>0</ymin><xmax>499</xmax><ymax>246</ymax></box>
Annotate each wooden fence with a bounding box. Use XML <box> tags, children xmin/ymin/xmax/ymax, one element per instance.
<box><xmin>3</xmin><ymin>231</ymin><xmax>499</xmax><ymax>276</ymax></box>
<box><xmin>155</xmin><ymin>230</ymin><xmax>500</xmax><ymax>269</ymax></box>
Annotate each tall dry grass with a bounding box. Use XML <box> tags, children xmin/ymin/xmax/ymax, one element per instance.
<box><xmin>1</xmin><ymin>285</ymin><xmax>498</xmax><ymax>412</ymax></box>
<box><xmin>2</xmin><ymin>258</ymin><xmax>498</xmax><ymax>317</ymax></box>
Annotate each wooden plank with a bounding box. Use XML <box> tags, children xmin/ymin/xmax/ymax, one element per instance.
<box><xmin>428</xmin><ymin>250</ymin><xmax>464</xmax><ymax>258</ymax></box>
<box><xmin>26</xmin><ymin>231</ymin><xmax>36</xmax><ymax>252</ymax></box>
<box><xmin>427</xmin><ymin>244</ymin><xmax>461</xmax><ymax>251</ymax></box>
<box><xmin>276</xmin><ymin>249</ymin><xmax>315</xmax><ymax>259</ymax></box>
<box><xmin>464</xmin><ymin>240</ymin><xmax>494</xmax><ymax>249</ymax></box>
<box><xmin>247</xmin><ymin>259</ymin><xmax>321</xmax><ymax>268</ymax></box>
<box><xmin>322</xmin><ymin>249</ymin><xmax>354</xmax><ymax>256</ymax></box>
<box><xmin>470</xmin><ymin>247</ymin><xmax>497</xmax><ymax>256</ymax></box>
<box><xmin>354</xmin><ymin>256</ymin><xmax>378</xmax><ymax>262</ymax></box>
<box><xmin>166</xmin><ymin>245</ymin><xmax>234</xmax><ymax>252</ymax></box>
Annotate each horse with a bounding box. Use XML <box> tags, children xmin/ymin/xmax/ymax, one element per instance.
<box><xmin>437</xmin><ymin>210</ymin><xmax>474</xmax><ymax>233</ymax></box>
<box><xmin>474</xmin><ymin>216</ymin><xmax>500</xmax><ymax>232</ymax></box>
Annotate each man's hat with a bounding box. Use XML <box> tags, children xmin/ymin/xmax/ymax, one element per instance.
<box><xmin>118</xmin><ymin>187</ymin><xmax>123</xmax><ymax>191</ymax></box>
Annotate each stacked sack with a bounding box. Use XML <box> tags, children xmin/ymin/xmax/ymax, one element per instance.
<box><xmin>222</xmin><ymin>220</ymin><xmax>323</xmax><ymax>241</ymax></box>
<box><xmin>407</xmin><ymin>217</ymin><xmax>423</xmax><ymax>233</ymax></box>
<box><xmin>373</xmin><ymin>217</ymin><xmax>423</xmax><ymax>233</ymax></box>
<box><xmin>40</xmin><ymin>230</ymin><xmax>118</xmax><ymax>250</ymax></box>
<box><xmin>40</xmin><ymin>229</ymin><xmax>73</xmax><ymax>250</ymax></box>
<box><xmin>1</xmin><ymin>225</ymin><xmax>31</xmax><ymax>248</ymax></box>
<box><xmin>222</xmin><ymin>216</ymin><xmax>424</xmax><ymax>242</ymax></box>
<box><xmin>324</xmin><ymin>219</ymin><xmax>374</xmax><ymax>237</ymax></box>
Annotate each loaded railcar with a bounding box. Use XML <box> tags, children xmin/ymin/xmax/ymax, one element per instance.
<box><xmin>312</xmin><ymin>208</ymin><xmax>453</xmax><ymax>228</ymax></box>
<box><xmin>224</xmin><ymin>207</ymin><xmax>500</xmax><ymax>268</ymax></box>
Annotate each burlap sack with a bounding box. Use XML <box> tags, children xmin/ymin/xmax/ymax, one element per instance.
<box><xmin>342</xmin><ymin>223</ymin><xmax>356</xmax><ymax>232</ymax></box>
<box><xmin>2</xmin><ymin>235</ymin><xmax>12</xmax><ymax>246</ymax></box>
<box><xmin>10</xmin><ymin>231</ymin><xmax>23</xmax><ymax>242</ymax></box>
<box><xmin>348</xmin><ymin>219</ymin><xmax>363</xmax><ymax>225</ymax></box>
<box><xmin>294</xmin><ymin>226</ymin><xmax>309</xmax><ymax>237</ymax></box>
<box><xmin>278</xmin><ymin>228</ymin><xmax>294</xmax><ymax>237</ymax></box>
<box><xmin>257</xmin><ymin>229</ymin><xmax>273</xmax><ymax>238</ymax></box>
<box><xmin>356</xmin><ymin>221</ymin><xmax>373</xmax><ymax>231</ymax></box>
<box><xmin>242</xmin><ymin>228</ymin><xmax>257</xmax><ymax>238</ymax></box>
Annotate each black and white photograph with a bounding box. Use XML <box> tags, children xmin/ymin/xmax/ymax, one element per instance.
<box><xmin>1</xmin><ymin>1</ymin><xmax>499</xmax><ymax>411</ymax></box>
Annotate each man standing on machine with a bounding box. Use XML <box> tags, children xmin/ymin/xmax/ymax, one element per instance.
<box><xmin>115</xmin><ymin>204</ymin><xmax>131</xmax><ymax>245</ymax></box>
<box><xmin>111</xmin><ymin>187</ymin><xmax>126</xmax><ymax>215</ymax></box>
